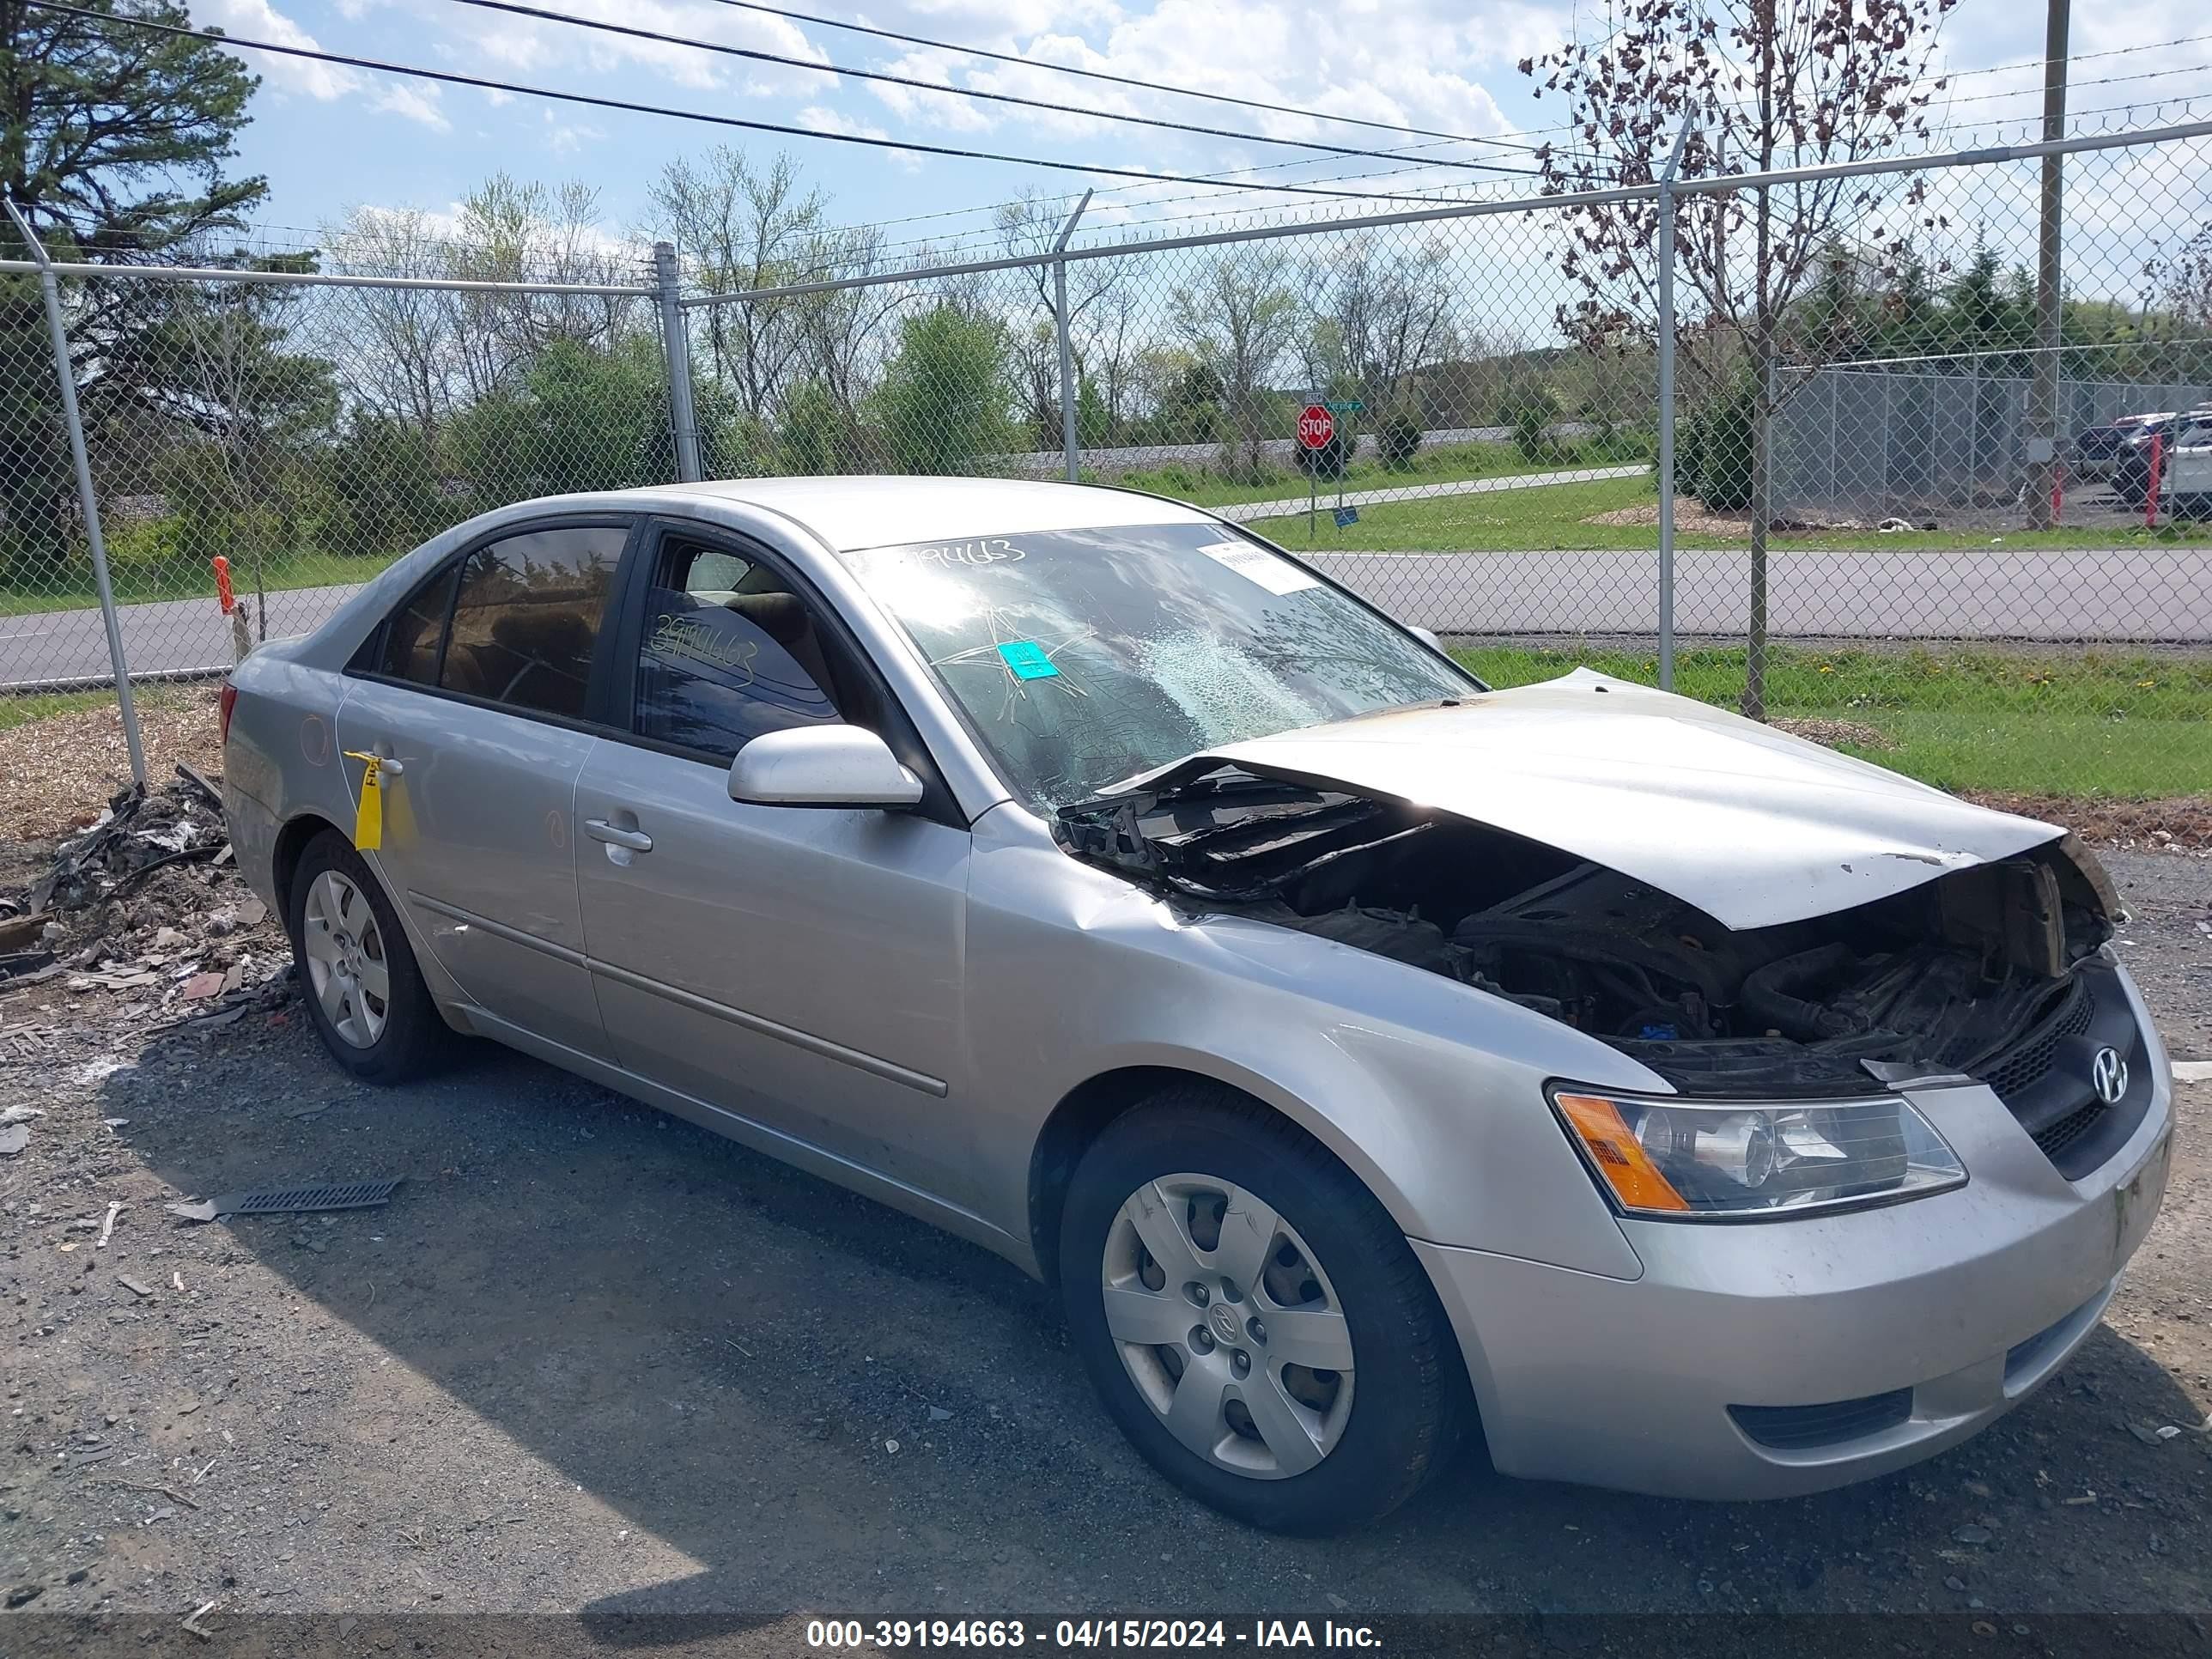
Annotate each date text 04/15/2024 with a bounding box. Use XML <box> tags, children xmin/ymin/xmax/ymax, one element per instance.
<box><xmin>804</xmin><ymin>1620</ymin><xmax>1382</xmax><ymax>1649</ymax></box>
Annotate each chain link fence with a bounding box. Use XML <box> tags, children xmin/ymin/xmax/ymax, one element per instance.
<box><xmin>0</xmin><ymin>232</ymin><xmax>670</xmax><ymax>694</ymax></box>
<box><xmin>5</xmin><ymin>118</ymin><xmax>2209</xmax><ymax>805</ymax></box>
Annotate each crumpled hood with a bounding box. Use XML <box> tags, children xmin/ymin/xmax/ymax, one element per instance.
<box><xmin>1125</xmin><ymin>669</ymin><xmax>2065</xmax><ymax>931</ymax></box>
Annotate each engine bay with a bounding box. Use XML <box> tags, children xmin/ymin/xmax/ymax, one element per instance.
<box><xmin>1057</xmin><ymin>767</ymin><xmax>2120</xmax><ymax>1096</ymax></box>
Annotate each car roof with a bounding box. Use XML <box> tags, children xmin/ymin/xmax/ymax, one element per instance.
<box><xmin>661</xmin><ymin>475</ymin><xmax>1218</xmax><ymax>552</ymax></box>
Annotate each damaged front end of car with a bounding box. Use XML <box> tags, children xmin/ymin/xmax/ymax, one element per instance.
<box><xmin>1055</xmin><ymin>759</ymin><xmax>2155</xmax><ymax>1205</ymax></box>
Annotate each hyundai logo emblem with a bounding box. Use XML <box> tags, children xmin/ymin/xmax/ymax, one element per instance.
<box><xmin>2090</xmin><ymin>1046</ymin><xmax>2129</xmax><ymax>1107</ymax></box>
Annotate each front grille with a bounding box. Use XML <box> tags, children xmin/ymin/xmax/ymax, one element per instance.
<box><xmin>1981</xmin><ymin>978</ymin><xmax>2095</xmax><ymax>1108</ymax></box>
<box><xmin>1729</xmin><ymin>1389</ymin><xmax>1914</xmax><ymax>1451</ymax></box>
<box><xmin>2032</xmin><ymin>1100</ymin><xmax>2109</xmax><ymax>1163</ymax></box>
<box><xmin>1972</xmin><ymin>962</ymin><xmax>2150</xmax><ymax>1182</ymax></box>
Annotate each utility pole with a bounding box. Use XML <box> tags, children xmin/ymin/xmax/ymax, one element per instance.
<box><xmin>2026</xmin><ymin>0</ymin><xmax>2069</xmax><ymax>528</ymax></box>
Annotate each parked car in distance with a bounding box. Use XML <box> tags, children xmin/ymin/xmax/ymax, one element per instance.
<box><xmin>2112</xmin><ymin>407</ymin><xmax>2212</xmax><ymax>505</ymax></box>
<box><xmin>221</xmin><ymin>477</ymin><xmax>2173</xmax><ymax>1533</ymax></box>
<box><xmin>2071</xmin><ymin>412</ymin><xmax>2160</xmax><ymax>480</ymax></box>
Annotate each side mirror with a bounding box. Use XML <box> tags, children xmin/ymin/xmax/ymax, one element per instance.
<box><xmin>727</xmin><ymin>726</ymin><xmax>924</xmax><ymax>810</ymax></box>
<box><xmin>1408</xmin><ymin>624</ymin><xmax>1443</xmax><ymax>652</ymax></box>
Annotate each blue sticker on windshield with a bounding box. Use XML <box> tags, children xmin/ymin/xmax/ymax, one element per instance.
<box><xmin>998</xmin><ymin>640</ymin><xmax>1060</xmax><ymax>680</ymax></box>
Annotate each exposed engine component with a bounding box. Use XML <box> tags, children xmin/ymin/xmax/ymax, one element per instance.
<box><xmin>1057</xmin><ymin>767</ymin><xmax>2120</xmax><ymax>1098</ymax></box>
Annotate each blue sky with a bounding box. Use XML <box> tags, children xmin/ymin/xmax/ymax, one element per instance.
<box><xmin>193</xmin><ymin>0</ymin><xmax>2211</xmax><ymax>262</ymax></box>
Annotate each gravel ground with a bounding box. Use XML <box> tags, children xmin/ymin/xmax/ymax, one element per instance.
<box><xmin>1</xmin><ymin>844</ymin><xmax>2207</xmax><ymax>1650</ymax></box>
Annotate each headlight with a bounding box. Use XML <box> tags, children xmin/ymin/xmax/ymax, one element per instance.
<box><xmin>1551</xmin><ymin>1086</ymin><xmax>1966</xmax><ymax>1218</ymax></box>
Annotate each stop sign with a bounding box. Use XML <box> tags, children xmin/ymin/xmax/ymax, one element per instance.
<box><xmin>1297</xmin><ymin>404</ymin><xmax>1335</xmax><ymax>451</ymax></box>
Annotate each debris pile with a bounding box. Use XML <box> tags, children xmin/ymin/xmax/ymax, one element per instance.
<box><xmin>1</xmin><ymin>763</ymin><xmax>292</xmax><ymax>1027</ymax></box>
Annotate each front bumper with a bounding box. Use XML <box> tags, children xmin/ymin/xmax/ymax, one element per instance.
<box><xmin>1419</xmin><ymin>994</ymin><xmax>2174</xmax><ymax>1500</ymax></box>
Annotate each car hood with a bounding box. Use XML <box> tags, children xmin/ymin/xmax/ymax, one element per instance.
<box><xmin>1114</xmin><ymin>669</ymin><xmax>2067</xmax><ymax>931</ymax></box>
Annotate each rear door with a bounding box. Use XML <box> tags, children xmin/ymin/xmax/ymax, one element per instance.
<box><xmin>337</xmin><ymin>516</ymin><xmax>635</xmax><ymax>1057</ymax></box>
<box><xmin>571</xmin><ymin>522</ymin><xmax>976</xmax><ymax>1202</ymax></box>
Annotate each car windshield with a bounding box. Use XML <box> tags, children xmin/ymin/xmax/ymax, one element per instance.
<box><xmin>838</xmin><ymin>522</ymin><xmax>1475</xmax><ymax>808</ymax></box>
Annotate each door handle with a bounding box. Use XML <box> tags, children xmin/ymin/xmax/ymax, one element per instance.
<box><xmin>583</xmin><ymin>818</ymin><xmax>653</xmax><ymax>853</ymax></box>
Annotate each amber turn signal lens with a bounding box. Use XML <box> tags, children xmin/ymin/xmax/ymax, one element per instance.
<box><xmin>1555</xmin><ymin>1091</ymin><xmax>1691</xmax><ymax>1213</ymax></box>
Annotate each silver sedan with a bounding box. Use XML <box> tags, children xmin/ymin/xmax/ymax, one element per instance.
<box><xmin>222</xmin><ymin>477</ymin><xmax>2172</xmax><ymax>1533</ymax></box>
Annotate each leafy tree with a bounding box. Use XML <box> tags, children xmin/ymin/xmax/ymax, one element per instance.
<box><xmin>1498</xmin><ymin>380</ymin><xmax>1561</xmax><ymax>462</ymax></box>
<box><xmin>447</xmin><ymin>336</ymin><xmax>674</xmax><ymax>503</ymax></box>
<box><xmin>1376</xmin><ymin>408</ymin><xmax>1424</xmax><ymax>470</ymax></box>
<box><xmin>1522</xmin><ymin>0</ymin><xmax>1954</xmax><ymax>719</ymax></box>
<box><xmin>1</xmin><ymin>0</ymin><xmax>264</xmax><ymax>587</ymax></box>
<box><xmin>323</xmin><ymin>412</ymin><xmax>446</xmax><ymax>558</ymax></box>
<box><xmin>1292</xmin><ymin>424</ymin><xmax>1352</xmax><ymax>481</ymax></box>
<box><xmin>872</xmin><ymin>305</ymin><xmax>1013</xmax><ymax>476</ymax></box>
<box><xmin>776</xmin><ymin>376</ymin><xmax>865</xmax><ymax>475</ymax></box>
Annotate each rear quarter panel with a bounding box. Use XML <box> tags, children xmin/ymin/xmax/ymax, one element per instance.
<box><xmin>222</xmin><ymin>646</ymin><xmax>359</xmax><ymax>915</ymax></box>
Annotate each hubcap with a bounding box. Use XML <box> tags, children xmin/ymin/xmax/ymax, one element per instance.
<box><xmin>1101</xmin><ymin>1174</ymin><xmax>1355</xmax><ymax>1480</ymax></box>
<box><xmin>300</xmin><ymin>870</ymin><xmax>391</xmax><ymax>1048</ymax></box>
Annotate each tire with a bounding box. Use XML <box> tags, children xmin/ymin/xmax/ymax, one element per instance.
<box><xmin>1059</xmin><ymin>1085</ymin><xmax>1467</xmax><ymax>1533</ymax></box>
<box><xmin>285</xmin><ymin>830</ymin><xmax>450</xmax><ymax>1084</ymax></box>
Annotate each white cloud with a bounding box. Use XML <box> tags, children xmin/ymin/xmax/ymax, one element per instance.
<box><xmin>196</xmin><ymin>0</ymin><xmax>359</xmax><ymax>100</ymax></box>
<box><xmin>798</xmin><ymin>104</ymin><xmax>895</xmax><ymax>143</ymax></box>
<box><xmin>544</xmin><ymin>108</ymin><xmax>608</xmax><ymax>155</ymax></box>
<box><xmin>372</xmin><ymin>83</ymin><xmax>451</xmax><ymax>131</ymax></box>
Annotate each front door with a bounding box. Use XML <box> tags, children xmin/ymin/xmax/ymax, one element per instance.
<box><xmin>335</xmin><ymin>518</ymin><xmax>633</xmax><ymax>1058</ymax></box>
<box><xmin>572</xmin><ymin>528</ymin><xmax>975</xmax><ymax>1202</ymax></box>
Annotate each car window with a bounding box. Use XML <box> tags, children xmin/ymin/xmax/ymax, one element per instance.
<box><xmin>378</xmin><ymin>566</ymin><xmax>459</xmax><ymax>684</ymax></box>
<box><xmin>632</xmin><ymin>538</ymin><xmax>847</xmax><ymax>761</ymax></box>
<box><xmin>437</xmin><ymin>525</ymin><xmax>627</xmax><ymax>719</ymax></box>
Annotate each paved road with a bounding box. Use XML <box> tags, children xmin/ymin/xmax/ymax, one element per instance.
<box><xmin>1004</xmin><ymin>423</ymin><xmax>1546</xmax><ymax>476</ymax></box>
<box><xmin>3</xmin><ymin>582</ymin><xmax>361</xmax><ymax>690</ymax></box>
<box><xmin>8</xmin><ymin>541</ymin><xmax>2212</xmax><ymax>690</ymax></box>
<box><xmin>1308</xmin><ymin>547</ymin><xmax>2212</xmax><ymax>642</ymax></box>
<box><xmin>1212</xmin><ymin>463</ymin><xmax>1646</xmax><ymax>525</ymax></box>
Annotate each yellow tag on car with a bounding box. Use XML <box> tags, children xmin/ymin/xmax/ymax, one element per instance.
<box><xmin>341</xmin><ymin>750</ymin><xmax>384</xmax><ymax>851</ymax></box>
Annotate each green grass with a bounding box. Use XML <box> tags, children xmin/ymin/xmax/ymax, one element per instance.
<box><xmin>1455</xmin><ymin>642</ymin><xmax>2212</xmax><ymax>799</ymax></box>
<box><xmin>1109</xmin><ymin>438</ymin><xmax>1637</xmax><ymax>511</ymax></box>
<box><xmin>0</xmin><ymin>689</ymin><xmax>119</xmax><ymax>731</ymax></box>
<box><xmin>1255</xmin><ymin>472</ymin><xmax>2212</xmax><ymax>554</ymax></box>
<box><xmin>0</xmin><ymin>548</ymin><xmax>376</xmax><ymax>618</ymax></box>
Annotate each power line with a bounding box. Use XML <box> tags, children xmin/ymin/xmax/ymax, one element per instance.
<box><xmin>22</xmin><ymin>2</ymin><xmax>1463</xmax><ymax>205</ymax></box>
<box><xmin>696</xmin><ymin>0</ymin><xmax>1561</xmax><ymax>160</ymax></box>
<box><xmin>438</xmin><ymin>0</ymin><xmax>1545</xmax><ymax>179</ymax></box>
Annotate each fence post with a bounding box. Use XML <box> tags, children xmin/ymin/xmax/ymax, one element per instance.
<box><xmin>1654</xmin><ymin>123</ymin><xmax>1691</xmax><ymax>694</ymax></box>
<box><xmin>654</xmin><ymin>240</ymin><xmax>703</xmax><ymax>483</ymax></box>
<box><xmin>1052</xmin><ymin>190</ymin><xmax>1093</xmax><ymax>484</ymax></box>
<box><xmin>3</xmin><ymin>198</ymin><xmax>144</xmax><ymax>786</ymax></box>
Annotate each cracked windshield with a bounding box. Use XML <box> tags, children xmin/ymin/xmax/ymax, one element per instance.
<box><xmin>840</xmin><ymin>524</ymin><xmax>1474</xmax><ymax>807</ymax></box>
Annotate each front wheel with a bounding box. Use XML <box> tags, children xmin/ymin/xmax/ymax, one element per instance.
<box><xmin>1059</xmin><ymin>1086</ymin><xmax>1467</xmax><ymax>1532</ymax></box>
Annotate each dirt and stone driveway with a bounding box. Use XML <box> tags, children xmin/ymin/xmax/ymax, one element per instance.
<box><xmin>1</xmin><ymin>826</ymin><xmax>2208</xmax><ymax>1652</ymax></box>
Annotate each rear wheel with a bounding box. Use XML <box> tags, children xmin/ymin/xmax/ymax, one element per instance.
<box><xmin>1059</xmin><ymin>1085</ymin><xmax>1466</xmax><ymax>1532</ymax></box>
<box><xmin>287</xmin><ymin>831</ymin><xmax>448</xmax><ymax>1083</ymax></box>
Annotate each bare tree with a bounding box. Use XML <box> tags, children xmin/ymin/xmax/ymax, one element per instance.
<box><xmin>1171</xmin><ymin>246</ymin><xmax>1300</xmax><ymax>480</ymax></box>
<box><xmin>2145</xmin><ymin>222</ymin><xmax>2212</xmax><ymax>335</ymax></box>
<box><xmin>647</xmin><ymin>149</ymin><xmax>826</xmax><ymax>423</ymax></box>
<box><xmin>442</xmin><ymin>175</ymin><xmax>640</xmax><ymax>398</ymax></box>
<box><xmin>791</xmin><ymin>223</ymin><xmax>904</xmax><ymax>421</ymax></box>
<box><xmin>993</xmin><ymin>190</ymin><xmax>1125</xmax><ymax>447</ymax></box>
<box><xmin>1306</xmin><ymin>237</ymin><xmax>1460</xmax><ymax>411</ymax></box>
<box><xmin>1523</xmin><ymin>0</ymin><xmax>1954</xmax><ymax>718</ymax></box>
<box><xmin>316</xmin><ymin>205</ymin><xmax>464</xmax><ymax>432</ymax></box>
